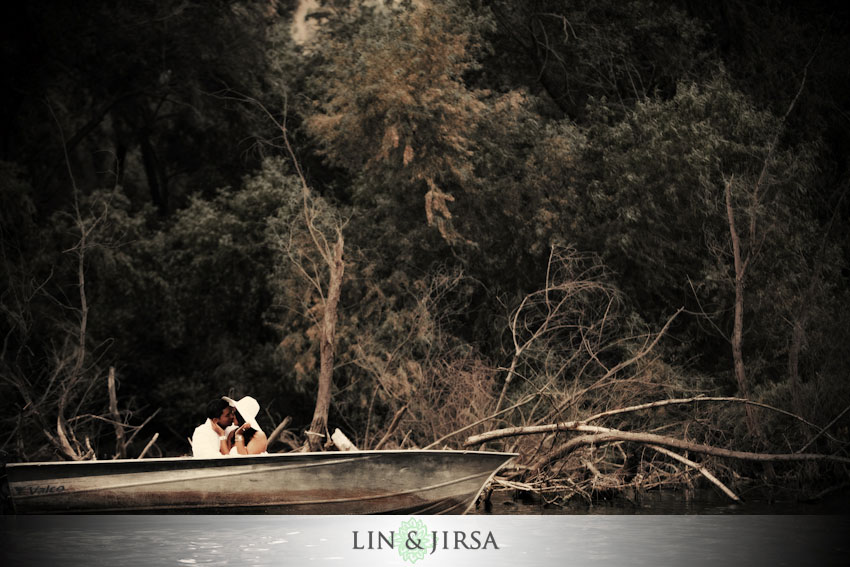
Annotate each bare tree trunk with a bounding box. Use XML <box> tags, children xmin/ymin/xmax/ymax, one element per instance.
<box><xmin>108</xmin><ymin>367</ymin><xmax>127</xmax><ymax>459</ymax></box>
<box><xmin>54</xmin><ymin>204</ymin><xmax>95</xmax><ymax>461</ymax></box>
<box><xmin>242</xmin><ymin>94</ymin><xmax>348</xmax><ymax>453</ymax></box>
<box><xmin>724</xmin><ymin>179</ymin><xmax>759</xmax><ymax>438</ymax></box>
<box><xmin>140</xmin><ymin>132</ymin><xmax>167</xmax><ymax>215</ymax></box>
<box><xmin>307</xmin><ymin>233</ymin><xmax>344</xmax><ymax>451</ymax></box>
<box><xmin>787</xmin><ymin>315</ymin><xmax>806</xmax><ymax>416</ymax></box>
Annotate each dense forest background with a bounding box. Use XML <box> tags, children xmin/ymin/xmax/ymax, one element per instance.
<box><xmin>2</xmin><ymin>0</ymin><xmax>849</xmax><ymax>494</ymax></box>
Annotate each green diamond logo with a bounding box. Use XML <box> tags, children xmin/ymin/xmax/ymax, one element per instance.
<box><xmin>397</xmin><ymin>517</ymin><xmax>430</xmax><ymax>564</ymax></box>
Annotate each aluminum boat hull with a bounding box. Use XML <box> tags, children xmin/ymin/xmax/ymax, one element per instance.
<box><xmin>5</xmin><ymin>450</ymin><xmax>514</xmax><ymax>514</ymax></box>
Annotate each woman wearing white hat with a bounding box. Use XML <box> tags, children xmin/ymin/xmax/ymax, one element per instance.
<box><xmin>222</xmin><ymin>396</ymin><xmax>268</xmax><ymax>455</ymax></box>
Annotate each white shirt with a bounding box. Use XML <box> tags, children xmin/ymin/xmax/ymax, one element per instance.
<box><xmin>191</xmin><ymin>419</ymin><xmax>225</xmax><ymax>458</ymax></box>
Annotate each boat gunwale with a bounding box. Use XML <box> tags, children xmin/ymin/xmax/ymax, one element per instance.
<box><xmin>6</xmin><ymin>449</ymin><xmax>518</xmax><ymax>470</ymax></box>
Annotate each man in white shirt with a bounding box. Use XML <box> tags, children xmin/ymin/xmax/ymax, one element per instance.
<box><xmin>191</xmin><ymin>399</ymin><xmax>236</xmax><ymax>458</ymax></box>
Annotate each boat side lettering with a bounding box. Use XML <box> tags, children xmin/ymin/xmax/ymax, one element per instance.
<box><xmin>14</xmin><ymin>484</ymin><xmax>66</xmax><ymax>496</ymax></box>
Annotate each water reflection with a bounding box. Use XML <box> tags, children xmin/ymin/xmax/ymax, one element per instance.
<box><xmin>2</xmin><ymin>514</ymin><xmax>848</xmax><ymax>566</ymax></box>
<box><xmin>2</xmin><ymin>516</ymin><xmax>336</xmax><ymax>567</ymax></box>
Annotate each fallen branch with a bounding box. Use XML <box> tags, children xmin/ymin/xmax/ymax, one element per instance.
<box><xmin>467</xmin><ymin>396</ymin><xmax>840</xmax><ymax>445</ymax></box>
<box><xmin>492</xmin><ymin>478</ymin><xmax>537</xmax><ymax>492</ymax></box>
<box><xmin>586</xmin><ymin>396</ymin><xmax>840</xmax><ymax>442</ymax></box>
<box><xmin>582</xmin><ymin>458</ymin><xmax>602</xmax><ymax>481</ymax></box>
<box><xmin>648</xmin><ymin>444</ymin><xmax>741</xmax><ymax>502</ymax></box>
<box><xmin>592</xmin><ymin>307</ymin><xmax>683</xmax><ymax>385</ymax></box>
<box><xmin>528</xmin><ymin>425</ymin><xmax>850</xmax><ymax>471</ymax></box>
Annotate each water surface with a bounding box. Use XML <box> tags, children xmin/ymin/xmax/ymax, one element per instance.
<box><xmin>2</xmin><ymin>514</ymin><xmax>848</xmax><ymax>566</ymax></box>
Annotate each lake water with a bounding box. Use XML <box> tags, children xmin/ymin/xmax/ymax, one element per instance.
<box><xmin>2</xmin><ymin>486</ymin><xmax>848</xmax><ymax>566</ymax></box>
<box><xmin>2</xmin><ymin>514</ymin><xmax>848</xmax><ymax>566</ymax></box>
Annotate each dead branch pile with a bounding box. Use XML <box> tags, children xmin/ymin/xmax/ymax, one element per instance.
<box><xmin>466</xmin><ymin>395</ymin><xmax>850</xmax><ymax>504</ymax></box>
<box><xmin>448</xmin><ymin>247</ymin><xmax>850</xmax><ymax>504</ymax></box>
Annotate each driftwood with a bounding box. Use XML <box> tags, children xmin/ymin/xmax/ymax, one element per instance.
<box><xmin>494</xmin><ymin>247</ymin><xmax>591</xmax><ymax>413</ymax></box>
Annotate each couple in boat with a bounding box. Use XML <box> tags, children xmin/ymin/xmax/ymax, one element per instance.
<box><xmin>190</xmin><ymin>396</ymin><xmax>268</xmax><ymax>458</ymax></box>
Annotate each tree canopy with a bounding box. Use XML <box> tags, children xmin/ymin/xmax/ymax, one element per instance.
<box><xmin>1</xmin><ymin>1</ymin><xmax>848</xmax><ymax>493</ymax></box>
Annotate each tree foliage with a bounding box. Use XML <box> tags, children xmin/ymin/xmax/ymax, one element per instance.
<box><xmin>1</xmin><ymin>0</ymin><xmax>848</xmax><ymax>492</ymax></box>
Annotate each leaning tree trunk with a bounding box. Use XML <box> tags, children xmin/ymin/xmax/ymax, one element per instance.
<box><xmin>307</xmin><ymin>232</ymin><xmax>345</xmax><ymax>451</ymax></box>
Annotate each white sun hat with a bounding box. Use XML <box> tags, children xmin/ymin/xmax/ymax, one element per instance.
<box><xmin>222</xmin><ymin>395</ymin><xmax>262</xmax><ymax>432</ymax></box>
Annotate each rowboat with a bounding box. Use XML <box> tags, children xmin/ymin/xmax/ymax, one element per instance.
<box><xmin>4</xmin><ymin>449</ymin><xmax>515</xmax><ymax>514</ymax></box>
